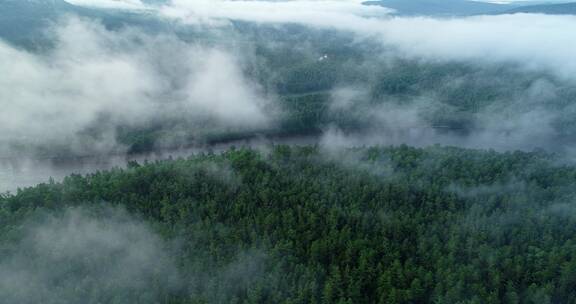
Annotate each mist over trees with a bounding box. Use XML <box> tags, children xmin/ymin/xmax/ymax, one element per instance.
<box><xmin>3</xmin><ymin>0</ymin><xmax>576</xmax><ymax>157</ymax></box>
<box><xmin>3</xmin><ymin>1</ymin><xmax>576</xmax><ymax>303</ymax></box>
<box><xmin>3</xmin><ymin>146</ymin><xmax>576</xmax><ymax>303</ymax></box>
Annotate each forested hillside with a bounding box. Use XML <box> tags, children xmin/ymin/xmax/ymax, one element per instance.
<box><xmin>4</xmin><ymin>2</ymin><xmax>576</xmax><ymax>303</ymax></box>
<box><xmin>363</xmin><ymin>0</ymin><xmax>511</xmax><ymax>16</ymax></box>
<box><xmin>4</xmin><ymin>2</ymin><xmax>576</xmax><ymax>157</ymax></box>
<box><xmin>503</xmin><ymin>2</ymin><xmax>576</xmax><ymax>15</ymax></box>
<box><xmin>2</xmin><ymin>145</ymin><xmax>576</xmax><ymax>303</ymax></box>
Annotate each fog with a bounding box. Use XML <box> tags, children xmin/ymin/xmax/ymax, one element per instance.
<box><xmin>0</xmin><ymin>207</ymin><xmax>179</xmax><ymax>304</ymax></box>
<box><xmin>5</xmin><ymin>2</ymin><xmax>576</xmax><ymax>154</ymax></box>
<box><xmin>3</xmin><ymin>0</ymin><xmax>576</xmax><ymax>188</ymax></box>
<box><xmin>0</xmin><ymin>17</ymin><xmax>275</xmax><ymax>156</ymax></box>
<box><xmin>0</xmin><ymin>135</ymin><xmax>319</xmax><ymax>193</ymax></box>
<box><xmin>58</xmin><ymin>0</ymin><xmax>576</xmax><ymax>81</ymax></box>
<box><xmin>4</xmin><ymin>2</ymin><xmax>576</xmax><ymax>303</ymax></box>
<box><xmin>0</xmin><ymin>203</ymin><xmax>282</xmax><ymax>303</ymax></box>
<box><xmin>153</xmin><ymin>1</ymin><xmax>576</xmax><ymax>80</ymax></box>
<box><xmin>320</xmin><ymin>82</ymin><xmax>571</xmax><ymax>152</ymax></box>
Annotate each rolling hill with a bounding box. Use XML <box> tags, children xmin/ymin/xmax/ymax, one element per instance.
<box><xmin>503</xmin><ymin>2</ymin><xmax>576</xmax><ymax>14</ymax></box>
<box><xmin>363</xmin><ymin>0</ymin><xmax>515</xmax><ymax>16</ymax></box>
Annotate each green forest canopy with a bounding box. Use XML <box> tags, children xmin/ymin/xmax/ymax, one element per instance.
<box><xmin>2</xmin><ymin>145</ymin><xmax>576</xmax><ymax>303</ymax></box>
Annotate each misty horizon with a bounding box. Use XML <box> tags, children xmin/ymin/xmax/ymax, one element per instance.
<box><xmin>2</xmin><ymin>0</ymin><xmax>576</xmax><ymax>303</ymax></box>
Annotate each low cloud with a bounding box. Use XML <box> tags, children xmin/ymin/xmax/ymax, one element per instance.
<box><xmin>0</xmin><ymin>17</ymin><xmax>275</xmax><ymax>156</ymax></box>
<box><xmin>6</xmin><ymin>0</ymin><xmax>576</xmax><ymax>157</ymax></box>
<box><xmin>147</xmin><ymin>1</ymin><xmax>576</xmax><ymax>80</ymax></box>
<box><xmin>160</xmin><ymin>0</ymin><xmax>391</xmax><ymax>26</ymax></box>
<box><xmin>321</xmin><ymin>88</ymin><xmax>568</xmax><ymax>152</ymax></box>
<box><xmin>0</xmin><ymin>207</ymin><xmax>179</xmax><ymax>304</ymax></box>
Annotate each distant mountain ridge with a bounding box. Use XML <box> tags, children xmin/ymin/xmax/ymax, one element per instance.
<box><xmin>0</xmin><ymin>0</ymin><xmax>76</xmax><ymax>45</ymax></box>
<box><xmin>502</xmin><ymin>2</ymin><xmax>576</xmax><ymax>14</ymax></box>
<box><xmin>363</xmin><ymin>0</ymin><xmax>516</xmax><ymax>16</ymax></box>
<box><xmin>1</xmin><ymin>0</ymin><xmax>74</xmax><ymax>10</ymax></box>
<box><xmin>363</xmin><ymin>0</ymin><xmax>576</xmax><ymax>16</ymax></box>
<box><xmin>0</xmin><ymin>0</ymin><xmax>170</xmax><ymax>47</ymax></box>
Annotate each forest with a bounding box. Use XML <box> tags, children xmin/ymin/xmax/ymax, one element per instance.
<box><xmin>4</xmin><ymin>7</ymin><xmax>576</xmax><ymax>157</ymax></box>
<box><xmin>3</xmin><ymin>1</ymin><xmax>576</xmax><ymax>303</ymax></box>
<box><xmin>2</xmin><ymin>145</ymin><xmax>576</xmax><ymax>303</ymax></box>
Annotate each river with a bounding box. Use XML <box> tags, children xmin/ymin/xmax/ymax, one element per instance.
<box><xmin>0</xmin><ymin>135</ymin><xmax>320</xmax><ymax>193</ymax></box>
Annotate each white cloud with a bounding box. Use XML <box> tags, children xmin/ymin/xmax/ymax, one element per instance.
<box><xmin>375</xmin><ymin>14</ymin><xmax>576</xmax><ymax>79</ymax></box>
<box><xmin>0</xmin><ymin>18</ymin><xmax>273</xmax><ymax>155</ymax></box>
<box><xmin>150</xmin><ymin>1</ymin><xmax>576</xmax><ymax>80</ymax></box>
<box><xmin>159</xmin><ymin>0</ymin><xmax>392</xmax><ymax>26</ymax></box>
<box><xmin>63</xmin><ymin>0</ymin><xmax>576</xmax><ymax>79</ymax></box>
<box><xmin>183</xmin><ymin>50</ymin><xmax>272</xmax><ymax>126</ymax></box>
<box><xmin>7</xmin><ymin>0</ymin><xmax>576</xmax><ymax>156</ymax></box>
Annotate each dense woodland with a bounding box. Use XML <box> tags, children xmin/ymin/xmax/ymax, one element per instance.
<box><xmin>114</xmin><ymin>40</ymin><xmax>576</xmax><ymax>153</ymax></box>
<box><xmin>2</xmin><ymin>145</ymin><xmax>576</xmax><ymax>303</ymax></box>
<box><xmin>4</xmin><ymin>1</ymin><xmax>576</xmax><ymax>303</ymax></box>
<box><xmin>4</xmin><ymin>8</ymin><xmax>576</xmax><ymax>156</ymax></box>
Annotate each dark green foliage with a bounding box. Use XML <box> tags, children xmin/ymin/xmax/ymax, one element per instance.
<box><xmin>2</xmin><ymin>145</ymin><xmax>576</xmax><ymax>303</ymax></box>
